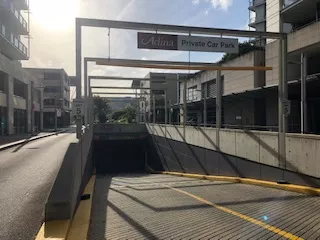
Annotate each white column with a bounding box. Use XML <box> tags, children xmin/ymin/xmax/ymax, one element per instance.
<box><xmin>6</xmin><ymin>75</ymin><xmax>14</xmax><ymax>135</ymax></box>
<box><xmin>26</xmin><ymin>81</ymin><xmax>32</xmax><ymax>133</ymax></box>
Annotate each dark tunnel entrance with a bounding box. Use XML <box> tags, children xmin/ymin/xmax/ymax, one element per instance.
<box><xmin>93</xmin><ymin>139</ymin><xmax>148</xmax><ymax>174</ymax></box>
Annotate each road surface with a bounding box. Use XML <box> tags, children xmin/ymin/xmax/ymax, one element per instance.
<box><xmin>0</xmin><ymin>131</ymin><xmax>77</xmax><ymax>240</ymax></box>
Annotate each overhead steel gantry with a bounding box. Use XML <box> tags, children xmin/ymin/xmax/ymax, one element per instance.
<box><xmin>75</xmin><ymin>18</ymin><xmax>287</xmax><ymax>172</ymax></box>
<box><xmin>88</xmin><ymin>75</ymin><xmax>171</xmax><ymax>125</ymax></box>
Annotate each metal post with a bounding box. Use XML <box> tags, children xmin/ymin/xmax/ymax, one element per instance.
<box><xmin>164</xmin><ymin>90</ymin><xmax>168</xmax><ymax>124</ymax></box>
<box><xmin>216</xmin><ymin>70</ymin><xmax>222</xmax><ymax>148</ymax></box>
<box><xmin>301</xmin><ymin>52</ymin><xmax>307</xmax><ymax>133</ymax></box>
<box><xmin>54</xmin><ymin>95</ymin><xmax>57</xmax><ymax>133</ymax></box>
<box><xmin>169</xmin><ymin>99</ymin><xmax>172</xmax><ymax>124</ymax></box>
<box><xmin>75</xmin><ymin>21</ymin><xmax>82</xmax><ymax>138</ymax></box>
<box><xmin>30</xmin><ymin>81</ymin><xmax>34</xmax><ymax>135</ymax></box>
<box><xmin>84</xmin><ymin>59</ymin><xmax>88</xmax><ymax>127</ymax></box>
<box><xmin>143</xmin><ymin>99</ymin><xmax>147</xmax><ymax>123</ymax></box>
<box><xmin>183</xmin><ymin>80</ymin><xmax>187</xmax><ymax>137</ymax></box>
<box><xmin>153</xmin><ymin>94</ymin><xmax>156</xmax><ymax>123</ymax></box>
<box><xmin>278</xmin><ymin>38</ymin><xmax>286</xmax><ymax>170</ymax></box>
<box><xmin>204</xmin><ymin>82</ymin><xmax>207</xmax><ymax>127</ymax></box>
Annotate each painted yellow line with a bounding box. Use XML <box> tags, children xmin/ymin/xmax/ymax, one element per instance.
<box><xmin>34</xmin><ymin>220</ymin><xmax>71</xmax><ymax>240</ymax></box>
<box><xmin>166</xmin><ymin>185</ymin><xmax>303</xmax><ymax>240</ymax></box>
<box><xmin>66</xmin><ymin>175</ymin><xmax>96</xmax><ymax>240</ymax></box>
<box><xmin>159</xmin><ymin>171</ymin><xmax>320</xmax><ymax>196</ymax></box>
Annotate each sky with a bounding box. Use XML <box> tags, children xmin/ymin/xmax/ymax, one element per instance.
<box><xmin>22</xmin><ymin>0</ymin><xmax>251</xmax><ymax>97</ymax></box>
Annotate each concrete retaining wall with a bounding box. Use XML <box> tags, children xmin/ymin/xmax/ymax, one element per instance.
<box><xmin>147</xmin><ymin>124</ymin><xmax>320</xmax><ymax>185</ymax></box>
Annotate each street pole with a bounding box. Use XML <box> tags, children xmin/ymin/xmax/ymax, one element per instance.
<box><xmin>301</xmin><ymin>52</ymin><xmax>307</xmax><ymax>133</ymax></box>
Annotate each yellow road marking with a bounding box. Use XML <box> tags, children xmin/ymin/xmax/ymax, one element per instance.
<box><xmin>165</xmin><ymin>185</ymin><xmax>303</xmax><ymax>240</ymax></box>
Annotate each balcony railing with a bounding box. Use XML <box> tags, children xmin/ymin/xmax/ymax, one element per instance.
<box><xmin>249</xmin><ymin>0</ymin><xmax>266</xmax><ymax>7</ymax></box>
<box><xmin>9</xmin><ymin>2</ymin><xmax>28</xmax><ymax>32</ymax></box>
<box><xmin>283</xmin><ymin>0</ymin><xmax>299</xmax><ymax>8</ymax></box>
<box><xmin>249</xmin><ymin>15</ymin><xmax>266</xmax><ymax>24</ymax></box>
<box><xmin>0</xmin><ymin>22</ymin><xmax>28</xmax><ymax>57</ymax></box>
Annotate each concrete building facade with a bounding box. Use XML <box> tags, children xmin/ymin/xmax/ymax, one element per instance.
<box><xmin>0</xmin><ymin>0</ymin><xmax>45</xmax><ymax>135</ymax></box>
<box><xmin>25</xmin><ymin>68</ymin><xmax>71</xmax><ymax>129</ymax></box>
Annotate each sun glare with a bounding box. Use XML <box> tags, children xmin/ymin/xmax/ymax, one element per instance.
<box><xmin>31</xmin><ymin>0</ymin><xmax>79</xmax><ymax>30</ymax></box>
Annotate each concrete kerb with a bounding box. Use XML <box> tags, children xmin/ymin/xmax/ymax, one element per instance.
<box><xmin>0</xmin><ymin>130</ymin><xmax>67</xmax><ymax>151</ymax></box>
<box><xmin>157</xmin><ymin>171</ymin><xmax>320</xmax><ymax>196</ymax></box>
<box><xmin>35</xmin><ymin>175</ymin><xmax>96</xmax><ymax>240</ymax></box>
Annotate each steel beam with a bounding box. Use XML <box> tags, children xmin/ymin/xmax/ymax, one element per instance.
<box><xmin>92</xmin><ymin>92</ymin><xmax>151</xmax><ymax>95</ymax></box>
<box><xmin>91</xmin><ymin>86</ymin><xmax>151</xmax><ymax>90</ymax></box>
<box><xmin>76</xmin><ymin>18</ymin><xmax>285</xmax><ymax>39</ymax></box>
<box><xmin>96</xmin><ymin>59</ymin><xmax>273</xmax><ymax>71</ymax></box>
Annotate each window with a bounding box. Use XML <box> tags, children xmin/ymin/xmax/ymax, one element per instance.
<box><xmin>0</xmin><ymin>71</ymin><xmax>5</xmax><ymax>92</ymax></box>
<box><xmin>13</xmin><ymin>79</ymin><xmax>26</xmax><ymax>98</ymax></box>
<box><xmin>152</xmin><ymin>89</ymin><xmax>165</xmax><ymax>95</ymax></box>
<box><xmin>187</xmin><ymin>86</ymin><xmax>197</xmax><ymax>101</ymax></box>
<box><xmin>44</xmin><ymin>72</ymin><xmax>61</xmax><ymax>80</ymax></box>
<box><xmin>44</xmin><ymin>87</ymin><xmax>60</xmax><ymax>93</ymax></box>
<box><xmin>44</xmin><ymin>99</ymin><xmax>55</xmax><ymax>106</ymax></box>
<box><xmin>202</xmin><ymin>75</ymin><xmax>224</xmax><ymax>98</ymax></box>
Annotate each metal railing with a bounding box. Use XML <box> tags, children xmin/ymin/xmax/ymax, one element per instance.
<box><xmin>283</xmin><ymin>0</ymin><xmax>299</xmax><ymax>8</ymax></box>
<box><xmin>8</xmin><ymin>2</ymin><xmax>28</xmax><ymax>32</ymax></box>
<box><xmin>0</xmin><ymin>21</ymin><xmax>28</xmax><ymax>57</ymax></box>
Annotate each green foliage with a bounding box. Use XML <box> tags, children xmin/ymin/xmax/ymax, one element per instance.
<box><xmin>219</xmin><ymin>42</ymin><xmax>264</xmax><ymax>64</ymax></box>
<box><xmin>93</xmin><ymin>96</ymin><xmax>111</xmax><ymax>123</ymax></box>
<box><xmin>112</xmin><ymin>105</ymin><xmax>137</xmax><ymax>123</ymax></box>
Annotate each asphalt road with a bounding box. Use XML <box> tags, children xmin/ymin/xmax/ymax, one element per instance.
<box><xmin>0</xmin><ymin>131</ymin><xmax>77</xmax><ymax>240</ymax></box>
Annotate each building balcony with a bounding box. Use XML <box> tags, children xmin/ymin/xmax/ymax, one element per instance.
<box><xmin>288</xmin><ymin>20</ymin><xmax>320</xmax><ymax>53</ymax></box>
<box><xmin>281</xmin><ymin>0</ymin><xmax>319</xmax><ymax>27</ymax></box>
<box><xmin>248</xmin><ymin>0</ymin><xmax>266</xmax><ymax>11</ymax></box>
<box><xmin>12</xmin><ymin>0</ymin><xmax>28</xmax><ymax>10</ymax></box>
<box><xmin>248</xmin><ymin>16</ymin><xmax>266</xmax><ymax>28</ymax></box>
<box><xmin>0</xmin><ymin>0</ymin><xmax>28</xmax><ymax>35</ymax></box>
<box><xmin>0</xmin><ymin>22</ymin><xmax>28</xmax><ymax>60</ymax></box>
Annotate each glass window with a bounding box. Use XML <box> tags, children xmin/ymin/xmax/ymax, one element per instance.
<box><xmin>13</xmin><ymin>79</ymin><xmax>26</xmax><ymax>98</ymax></box>
<box><xmin>44</xmin><ymin>72</ymin><xmax>62</xmax><ymax>80</ymax></box>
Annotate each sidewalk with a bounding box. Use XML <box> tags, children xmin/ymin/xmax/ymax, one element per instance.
<box><xmin>0</xmin><ymin>128</ymin><xmax>70</xmax><ymax>150</ymax></box>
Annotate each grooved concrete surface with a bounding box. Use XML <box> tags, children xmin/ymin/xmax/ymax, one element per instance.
<box><xmin>0</xmin><ymin>130</ymin><xmax>77</xmax><ymax>240</ymax></box>
<box><xmin>89</xmin><ymin>174</ymin><xmax>320</xmax><ymax>240</ymax></box>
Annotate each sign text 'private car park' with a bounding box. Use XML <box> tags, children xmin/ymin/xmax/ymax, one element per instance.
<box><xmin>137</xmin><ymin>32</ymin><xmax>239</xmax><ymax>54</ymax></box>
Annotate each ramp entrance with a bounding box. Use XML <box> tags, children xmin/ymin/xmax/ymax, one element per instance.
<box><xmin>93</xmin><ymin>139</ymin><xmax>147</xmax><ymax>174</ymax></box>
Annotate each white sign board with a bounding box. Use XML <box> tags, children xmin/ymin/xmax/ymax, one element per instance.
<box><xmin>56</xmin><ymin>109</ymin><xmax>62</xmax><ymax>118</ymax></box>
<box><xmin>283</xmin><ymin>100</ymin><xmax>291</xmax><ymax>116</ymax></box>
<box><xmin>72</xmin><ymin>99</ymin><xmax>84</xmax><ymax>116</ymax></box>
<box><xmin>138</xmin><ymin>32</ymin><xmax>239</xmax><ymax>54</ymax></box>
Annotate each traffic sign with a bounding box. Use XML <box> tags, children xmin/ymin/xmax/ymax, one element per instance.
<box><xmin>283</xmin><ymin>100</ymin><xmax>291</xmax><ymax>116</ymax></box>
<box><xmin>72</xmin><ymin>99</ymin><xmax>84</xmax><ymax>116</ymax></box>
<box><xmin>56</xmin><ymin>109</ymin><xmax>62</xmax><ymax>117</ymax></box>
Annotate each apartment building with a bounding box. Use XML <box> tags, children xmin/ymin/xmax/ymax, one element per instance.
<box><xmin>176</xmin><ymin>0</ymin><xmax>320</xmax><ymax>133</ymax></box>
<box><xmin>25</xmin><ymin>68</ymin><xmax>71</xmax><ymax>129</ymax></box>
<box><xmin>249</xmin><ymin>0</ymin><xmax>267</xmax><ymax>46</ymax></box>
<box><xmin>132</xmin><ymin>72</ymin><xmax>190</xmax><ymax>123</ymax></box>
<box><xmin>0</xmin><ymin>0</ymin><xmax>44</xmax><ymax>135</ymax></box>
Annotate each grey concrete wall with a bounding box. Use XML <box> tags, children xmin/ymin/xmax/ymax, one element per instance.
<box><xmin>93</xmin><ymin>123</ymin><xmax>147</xmax><ymax>134</ymax></box>
<box><xmin>147</xmin><ymin>124</ymin><xmax>320</xmax><ymax>180</ymax></box>
<box><xmin>288</xmin><ymin>21</ymin><xmax>320</xmax><ymax>53</ymax></box>
<box><xmin>45</xmin><ymin>127</ymin><xmax>93</xmax><ymax>221</ymax></box>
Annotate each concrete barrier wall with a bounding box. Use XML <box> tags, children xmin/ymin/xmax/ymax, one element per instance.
<box><xmin>147</xmin><ymin>124</ymin><xmax>320</xmax><ymax>182</ymax></box>
<box><xmin>45</xmin><ymin>127</ymin><xmax>93</xmax><ymax>221</ymax></box>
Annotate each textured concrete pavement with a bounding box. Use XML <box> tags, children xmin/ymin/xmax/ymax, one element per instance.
<box><xmin>89</xmin><ymin>174</ymin><xmax>320</xmax><ymax>240</ymax></box>
<box><xmin>0</xmin><ymin>131</ymin><xmax>77</xmax><ymax>240</ymax></box>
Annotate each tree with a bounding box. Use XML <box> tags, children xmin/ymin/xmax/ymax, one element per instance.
<box><xmin>111</xmin><ymin>105</ymin><xmax>137</xmax><ymax>123</ymax></box>
<box><xmin>93</xmin><ymin>96</ymin><xmax>111</xmax><ymax>123</ymax></box>
<box><xmin>219</xmin><ymin>42</ymin><xmax>264</xmax><ymax>64</ymax></box>
<box><xmin>112</xmin><ymin>109</ymin><xmax>126</xmax><ymax>121</ymax></box>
